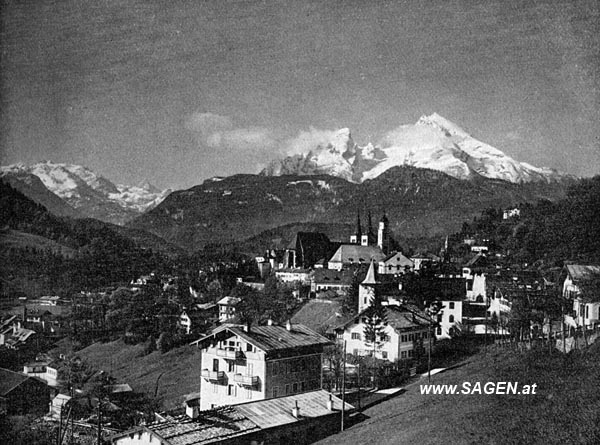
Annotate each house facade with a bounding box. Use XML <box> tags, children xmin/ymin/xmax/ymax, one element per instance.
<box><xmin>193</xmin><ymin>322</ymin><xmax>331</xmax><ymax>411</ymax></box>
<box><xmin>337</xmin><ymin>305</ymin><xmax>432</xmax><ymax>361</ymax></box>
<box><xmin>562</xmin><ymin>264</ymin><xmax>600</xmax><ymax>328</ymax></box>
<box><xmin>378</xmin><ymin>252</ymin><xmax>413</xmax><ymax>275</ymax></box>
<box><xmin>217</xmin><ymin>296</ymin><xmax>241</xmax><ymax>323</ymax></box>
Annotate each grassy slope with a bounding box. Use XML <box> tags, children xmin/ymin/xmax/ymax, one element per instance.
<box><xmin>77</xmin><ymin>340</ymin><xmax>203</xmax><ymax>410</ymax></box>
<box><xmin>316</xmin><ymin>345</ymin><xmax>600</xmax><ymax>445</ymax></box>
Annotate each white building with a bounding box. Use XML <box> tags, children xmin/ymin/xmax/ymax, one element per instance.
<box><xmin>192</xmin><ymin>322</ymin><xmax>331</xmax><ymax>411</ymax></box>
<box><xmin>217</xmin><ymin>296</ymin><xmax>241</xmax><ymax>323</ymax></box>
<box><xmin>562</xmin><ymin>265</ymin><xmax>600</xmax><ymax>329</ymax></box>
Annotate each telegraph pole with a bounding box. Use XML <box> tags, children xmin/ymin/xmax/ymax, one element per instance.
<box><xmin>341</xmin><ymin>340</ymin><xmax>346</xmax><ymax>432</ymax></box>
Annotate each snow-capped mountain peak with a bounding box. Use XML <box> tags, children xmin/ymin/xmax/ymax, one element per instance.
<box><xmin>1</xmin><ymin>161</ymin><xmax>171</xmax><ymax>224</ymax></box>
<box><xmin>262</xmin><ymin>114</ymin><xmax>567</xmax><ymax>184</ymax></box>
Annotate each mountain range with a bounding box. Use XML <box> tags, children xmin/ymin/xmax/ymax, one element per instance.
<box><xmin>1</xmin><ymin>115</ymin><xmax>578</xmax><ymax>251</ymax></box>
<box><xmin>131</xmin><ymin>166</ymin><xmax>573</xmax><ymax>251</ymax></box>
<box><xmin>1</xmin><ymin>161</ymin><xmax>171</xmax><ymax>225</ymax></box>
<box><xmin>262</xmin><ymin>113</ymin><xmax>569</xmax><ymax>184</ymax></box>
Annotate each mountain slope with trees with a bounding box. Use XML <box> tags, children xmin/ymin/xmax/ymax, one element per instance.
<box><xmin>131</xmin><ymin>166</ymin><xmax>573</xmax><ymax>251</ymax></box>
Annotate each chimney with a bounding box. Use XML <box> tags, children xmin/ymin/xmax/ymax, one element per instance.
<box><xmin>292</xmin><ymin>400</ymin><xmax>300</xmax><ymax>418</ymax></box>
<box><xmin>267</xmin><ymin>319</ymin><xmax>273</xmax><ymax>326</ymax></box>
<box><xmin>286</xmin><ymin>320</ymin><xmax>292</xmax><ymax>331</ymax></box>
<box><xmin>327</xmin><ymin>393</ymin><xmax>334</xmax><ymax>411</ymax></box>
<box><xmin>243</xmin><ymin>322</ymin><xmax>251</xmax><ymax>333</ymax></box>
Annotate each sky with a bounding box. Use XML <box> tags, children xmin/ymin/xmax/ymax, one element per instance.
<box><xmin>1</xmin><ymin>0</ymin><xmax>599</xmax><ymax>190</ymax></box>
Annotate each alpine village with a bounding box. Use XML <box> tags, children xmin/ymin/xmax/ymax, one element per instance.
<box><xmin>2</xmin><ymin>124</ymin><xmax>600</xmax><ymax>445</ymax></box>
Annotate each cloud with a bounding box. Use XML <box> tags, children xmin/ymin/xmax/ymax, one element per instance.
<box><xmin>283</xmin><ymin>127</ymin><xmax>350</xmax><ymax>155</ymax></box>
<box><xmin>186</xmin><ymin>112</ymin><xmax>277</xmax><ymax>151</ymax></box>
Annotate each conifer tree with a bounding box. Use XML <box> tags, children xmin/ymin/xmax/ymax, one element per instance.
<box><xmin>363</xmin><ymin>290</ymin><xmax>388</xmax><ymax>357</ymax></box>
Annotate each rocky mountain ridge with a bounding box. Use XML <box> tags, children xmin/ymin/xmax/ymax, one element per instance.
<box><xmin>1</xmin><ymin>161</ymin><xmax>171</xmax><ymax>225</ymax></box>
<box><xmin>262</xmin><ymin>113</ymin><xmax>569</xmax><ymax>184</ymax></box>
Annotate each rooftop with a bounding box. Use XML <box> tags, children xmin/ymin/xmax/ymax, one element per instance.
<box><xmin>0</xmin><ymin>367</ymin><xmax>43</xmax><ymax>396</ymax></box>
<box><xmin>329</xmin><ymin>244</ymin><xmax>386</xmax><ymax>265</ymax></box>
<box><xmin>194</xmin><ymin>323</ymin><xmax>331</xmax><ymax>354</ymax></box>
<box><xmin>291</xmin><ymin>299</ymin><xmax>346</xmax><ymax>334</ymax></box>
<box><xmin>566</xmin><ymin>264</ymin><xmax>600</xmax><ymax>282</ymax></box>
<box><xmin>112</xmin><ymin>390</ymin><xmax>352</xmax><ymax>445</ymax></box>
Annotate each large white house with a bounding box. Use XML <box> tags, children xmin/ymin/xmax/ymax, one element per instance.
<box><xmin>192</xmin><ymin>322</ymin><xmax>331</xmax><ymax>411</ymax></box>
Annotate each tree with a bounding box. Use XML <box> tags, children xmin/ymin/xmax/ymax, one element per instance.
<box><xmin>363</xmin><ymin>291</ymin><xmax>388</xmax><ymax>357</ymax></box>
<box><xmin>206</xmin><ymin>279</ymin><xmax>223</xmax><ymax>303</ymax></box>
<box><xmin>342</xmin><ymin>272</ymin><xmax>360</xmax><ymax>316</ymax></box>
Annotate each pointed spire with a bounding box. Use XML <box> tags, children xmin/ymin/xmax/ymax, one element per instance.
<box><xmin>362</xmin><ymin>259</ymin><xmax>377</xmax><ymax>285</ymax></box>
<box><xmin>355</xmin><ymin>211</ymin><xmax>362</xmax><ymax>241</ymax></box>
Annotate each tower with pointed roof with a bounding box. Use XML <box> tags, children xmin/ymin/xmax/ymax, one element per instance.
<box><xmin>377</xmin><ymin>212</ymin><xmax>390</xmax><ymax>254</ymax></box>
<box><xmin>350</xmin><ymin>211</ymin><xmax>363</xmax><ymax>244</ymax></box>
<box><xmin>358</xmin><ymin>260</ymin><xmax>378</xmax><ymax>313</ymax></box>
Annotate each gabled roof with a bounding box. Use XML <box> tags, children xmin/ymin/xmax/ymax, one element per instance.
<box><xmin>194</xmin><ymin>323</ymin><xmax>331</xmax><ymax>353</ymax></box>
<box><xmin>112</xmin><ymin>390</ymin><xmax>352</xmax><ymax>445</ymax></box>
<box><xmin>216</xmin><ymin>296</ymin><xmax>241</xmax><ymax>306</ymax></box>
<box><xmin>566</xmin><ymin>265</ymin><xmax>600</xmax><ymax>282</ymax></box>
<box><xmin>291</xmin><ymin>299</ymin><xmax>346</xmax><ymax>334</ymax></box>
<box><xmin>235</xmin><ymin>389</ymin><xmax>353</xmax><ymax>429</ymax></box>
<box><xmin>337</xmin><ymin>304</ymin><xmax>432</xmax><ymax>332</ymax></box>
<box><xmin>329</xmin><ymin>244</ymin><xmax>385</xmax><ymax>265</ymax></box>
<box><xmin>0</xmin><ymin>367</ymin><xmax>45</xmax><ymax>396</ymax></box>
<box><xmin>113</xmin><ymin>406</ymin><xmax>260</xmax><ymax>444</ymax></box>
<box><xmin>381</xmin><ymin>251</ymin><xmax>413</xmax><ymax>265</ymax></box>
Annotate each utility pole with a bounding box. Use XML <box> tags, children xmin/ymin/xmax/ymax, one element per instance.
<box><xmin>341</xmin><ymin>340</ymin><xmax>346</xmax><ymax>432</ymax></box>
<box><xmin>428</xmin><ymin>321</ymin><xmax>432</xmax><ymax>383</ymax></box>
<box><xmin>97</xmin><ymin>400</ymin><xmax>102</xmax><ymax>445</ymax></box>
<box><xmin>357</xmin><ymin>363</ymin><xmax>361</xmax><ymax>411</ymax></box>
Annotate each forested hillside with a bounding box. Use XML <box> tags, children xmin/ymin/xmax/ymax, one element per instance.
<box><xmin>458</xmin><ymin>176</ymin><xmax>600</xmax><ymax>265</ymax></box>
<box><xmin>0</xmin><ymin>181</ymin><xmax>170</xmax><ymax>296</ymax></box>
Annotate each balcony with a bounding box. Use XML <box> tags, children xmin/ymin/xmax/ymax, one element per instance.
<box><xmin>216</xmin><ymin>348</ymin><xmax>243</xmax><ymax>360</ymax></box>
<box><xmin>201</xmin><ymin>369</ymin><xmax>225</xmax><ymax>382</ymax></box>
<box><xmin>233</xmin><ymin>374</ymin><xmax>259</xmax><ymax>387</ymax></box>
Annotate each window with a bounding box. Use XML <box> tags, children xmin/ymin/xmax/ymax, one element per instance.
<box><xmin>401</xmin><ymin>335</ymin><xmax>407</xmax><ymax>342</ymax></box>
<box><xmin>408</xmin><ymin>334</ymin><xmax>413</xmax><ymax>341</ymax></box>
<box><xmin>272</xmin><ymin>386</ymin><xmax>279</xmax><ymax>398</ymax></box>
<box><xmin>273</xmin><ymin>362</ymin><xmax>279</xmax><ymax>376</ymax></box>
<box><xmin>228</xmin><ymin>385</ymin><xmax>236</xmax><ymax>396</ymax></box>
<box><xmin>408</xmin><ymin>349</ymin><xmax>413</xmax><ymax>357</ymax></box>
<box><xmin>401</xmin><ymin>351</ymin><xmax>407</xmax><ymax>358</ymax></box>
<box><xmin>586</xmin><ymin>305</ymin><xmax>589</xmax><ymax>319</ymax></box>
<box><xmin>449</xmin><ymin>302</ymin><xmax>455</xmax><ymax>309</ymax></box>
<box><xmin>212</xmin><ymin>383</ymin><xmax>218</xmax><ymax>393</ymax></box>
<box><xmin>351</xmin><ymin>332</ymin><xmax>361</xmax><ymax>340</ymax></box>
<box><xmin>353</xmin><ymin>348</ymin><xmax>358</xmax><ymax>355</ymax></box>
<box><xmin>301</xmin><ymin>381</ymin><xmax>306</xmax><ymax>392</ymax></box>
<box><xmin>247</xmin><ymin>343</ymin><xmax>253</xmax><ymax>352</ymax></box>
<box><xmin>285</xmin><ymin>384</ymin><xmax>290</xmax><ymax>395</ymax></box>
<box><xmin>449</xmin><ymin>315</ymin><xmax>454</xmax><ymax>323</ymax></box>
<box><xmin>437</xmin><ymin>327</ymin><xmax>442</xmax><ymax>335</ymax></box>
<box><xmin>382</xmin><ymin>351</ymin><xmax>388</xmax><ymax>359</ymax></box>
<box><xmin>213</xmin><ymin>359</ymin><xmax>219</xmax><ymax>372</ymax></box>
<box><xmin>292</xmin><ymin>383</ymin><xmax>298</xmax><ymax>393</ymax></box>
<box><xmin>228</xmin><ymin>361</ymin><xmax>235</xmax><ymax>373</ymax></box>
<box><xmin>247</xmin><ymin>388</ymin><xmax>252</xmax><ymax>399</ymax></box>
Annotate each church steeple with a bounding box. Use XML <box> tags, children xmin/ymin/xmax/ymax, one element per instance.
<box><xmin>377</xmin><ymin>211</ymin><xmax>390</xmax><ymax>254</ymax></box>
<box><xmin>350</xmin><ymin>211</ymin><xmax>362</xmax><ymax>244</ymax></box>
